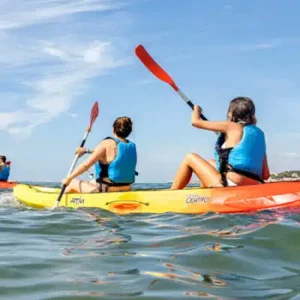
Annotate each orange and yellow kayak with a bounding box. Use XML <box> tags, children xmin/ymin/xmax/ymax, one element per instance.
<box><xmin>13</xmin><ymin>181</ymin><xmax>300</xmax><ymax>214</ymax></box>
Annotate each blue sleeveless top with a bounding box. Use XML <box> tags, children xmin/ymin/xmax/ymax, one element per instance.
<box><xmin>0</xmin><ymin>165</ymin><xmax>10</xmax><ymax>181</ymax></box>
<box><xmin>96</xmin><ymin>137</ymin><xmax>137</xmax><ymax>184</ymax></box>
<box><xmin>214</xmin><ymin>125</ymin><xmax>266</xmax><ymax>177</ymax></box>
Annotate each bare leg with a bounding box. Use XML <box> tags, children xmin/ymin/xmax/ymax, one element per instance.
<box><xmin>208</xmin><ymin>159</ymin><xmax>217</xmax><ymax>169</ymax></box>
<box><xmin>64</xmin><ymin>178</ymin><xmax>98</xmax><ymax>193</ymax></box>
<box><xmin>64</xmin><ymin>178</ymin><xmax>132</xmax><ymax>193</ymax></box>
<box><xmin>171</xmin><ymin>153</ymin><xmax>223</xmax><ymax>189</ymax></box>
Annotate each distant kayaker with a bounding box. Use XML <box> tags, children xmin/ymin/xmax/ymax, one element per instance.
<box><xmin>171</xmin><ymin>97</ymin><xmax>270</xmax><ymax>189</ymax></box>
<box><xmin>62</xmin><ymin>117</ymin><xmax>137</xmax><ymax>193</ymax></box>
<box><xmin>0</xmin><ymin>155</ymin><xmax>11</xmax><ymax>181</ymax></box>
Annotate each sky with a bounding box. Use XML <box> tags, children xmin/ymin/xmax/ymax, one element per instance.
<box><xmin>0</xmin><ymin>0</ymin><xmax>300</xmax><ymax>183</ymax></box>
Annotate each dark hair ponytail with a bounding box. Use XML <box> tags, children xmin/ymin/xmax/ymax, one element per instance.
<box><xmin>228</xmin><ymin>97</ymin><xmax>256</xmax><ymax>125</ymax></box>
<box><xmin>113</xmin><ymin>117</ymin><xmax>133</xmax><ymax>139</ymax></box>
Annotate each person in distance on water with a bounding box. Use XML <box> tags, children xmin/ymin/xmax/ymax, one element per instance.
<box><xmin>62</xmin><ymin>117</ymin><xmax>137</xmax><ymax>193</ymax></box>
<box><xmin>171</xmin><ymin>97</ymin><xmax>270</xmax><ymax>189</ymax></box>
<box><xmin>0</xmin><ymin>155</ymin><xmax>11</xmax><ymax>182</ymax></box>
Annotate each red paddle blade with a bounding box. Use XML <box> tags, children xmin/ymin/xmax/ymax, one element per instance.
<box><xmin>135</xmin><ymin>45</ymin><xmax>179</xmax><ymax>91</ymax></box>
<box><xmin>87</xmin><ymin>101</ymin><xmax>99</xmax><ymax>132</ymax></box>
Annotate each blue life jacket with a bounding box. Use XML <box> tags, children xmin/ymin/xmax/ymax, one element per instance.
<box><xmin>214</xmin><ymin>125</ymin><xmax>266</xmax><ymax>184</ymax></box>
<box><xmin>0</xmin><ymin>165</ymin><xmax>10</xmax><ymax>181</ymax></box>
<box><xmin>96</xmin><ymin>136</ymin><xmax>137</xmax><ymax>184</ymax></box>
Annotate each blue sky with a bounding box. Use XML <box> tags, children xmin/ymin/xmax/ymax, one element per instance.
<box><xmin>0</xmin><ymin>0</ymin><xmax>299</xmax><ymax>182</ymax></box>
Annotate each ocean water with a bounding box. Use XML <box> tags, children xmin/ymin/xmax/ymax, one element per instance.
<box><xmin>1</xmin><ymin>183</ymin><xmax>300</xmax><ymax>300</ymax></box>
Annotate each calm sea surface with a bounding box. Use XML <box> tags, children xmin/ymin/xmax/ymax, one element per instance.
<box><xmin>1</xmin><ymin>182</ymin><xmax>300</xmax><ymax>300</ymax></box>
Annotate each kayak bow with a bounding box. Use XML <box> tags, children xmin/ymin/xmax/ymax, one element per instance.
<box><xmin>0</xmin><ymin>181</ymin><xmax>18</xmax><ymax>189</ymax></box>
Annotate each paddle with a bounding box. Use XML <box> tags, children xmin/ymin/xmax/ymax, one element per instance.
<box><xmin>135</xmin><ymin>44</ymin><xmax>208</xmax><ymax>121</ymax></box>
<box><xmin>53</xmin><ymin>101</ymin><xmax>99</xmax><ymax>209</ymax></box>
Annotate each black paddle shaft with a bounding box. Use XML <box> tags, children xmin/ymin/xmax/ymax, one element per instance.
<box><xmin>186</xmin><ymin>100</ymin><xmax>208</xmax><ymax>121</ymax></box>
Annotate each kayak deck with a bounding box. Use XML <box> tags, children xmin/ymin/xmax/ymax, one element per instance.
<box><xmin>13</xmin><ymin>181</ymin><xmax>300</xmax><ymax>214</ymax></box>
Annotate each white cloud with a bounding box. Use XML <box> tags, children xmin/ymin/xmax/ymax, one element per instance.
<box><xmin>253</xmin><ymin>43</ymin><xmax>276</xmax><ymax>49</ymax></box>
<box><xmin>0</xmin><ymin>0</ymin><xmax>127</xmax><ymax>31</ymax></box>
<box><xmin>239</xmin><ymin>42</ymin><xmax>279</xmax><ymax>52</ymax></box>
<box><xmin>135</xmin><ymin>78</ymin><xmax>156</xmax><ymax>85</ymax></box>
<box><xmin>0</xmin><ymin>111</ymin><xmax>26</xmax><ymax>130</ymax></box>
<box><xmin>238</xmin><ymin>37</ymin><xmax>300</xmax><ymax>52</ymax></box>
<box><xmin>68</xmin><ymin>113</ymin><xmax>78</xmax><ymax>118</ymax></box>
<box><xmin>225</xmin><ymin>5</ymin><xmax>234</xmax><ymax>10</ymax></box>
<box><xmin>279</xmin><ymin>152</ymin><xmax>300</xmax><ymax>158</ymax></box>
<box><xmin>0</xmin><ymin>0</ymin><xmax>131</xmax><ymax>138</ymax></box>
<box><xmin>44</xmin><ymin>46</ymin><xmax>67</xmax><ymax>59</ymax></box>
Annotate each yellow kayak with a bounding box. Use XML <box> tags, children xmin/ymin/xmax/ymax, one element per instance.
<box><xmin>13</xmin><ymin>182</ymin><xmax>300</xmax><ymax>214</ymax></box>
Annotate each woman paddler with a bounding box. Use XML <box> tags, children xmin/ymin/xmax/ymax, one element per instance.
<box><xmin>171</xmin><ymin>97</ymin><xmax>270</xmax><ymax>189</ymax></box>
<box><xmin>62</xmin><ymin>117</ymin><xmax>137</xmax><ymax>193</ymax></box>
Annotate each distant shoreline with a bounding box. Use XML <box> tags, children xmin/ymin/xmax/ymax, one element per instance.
<box><xmin>269</xmin><ymin>170</ymin><xmax>300</xmax><ymax>182</ymax></box>
<box><xmin>267</xmin><ymin>177</ymin><xmax>300</xmax><ymax>182</ymax></box>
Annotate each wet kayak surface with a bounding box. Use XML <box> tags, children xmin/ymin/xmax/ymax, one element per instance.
<box><xmin>1</xmin><ymin>182</ymin><xmax>300</xmax><ymax>300</ymax></box>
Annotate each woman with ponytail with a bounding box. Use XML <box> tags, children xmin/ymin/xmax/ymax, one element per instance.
<box><xmin>171</xmin><ymin>97</ymin><xmax>270</xmax><ymax>189</ymax></box>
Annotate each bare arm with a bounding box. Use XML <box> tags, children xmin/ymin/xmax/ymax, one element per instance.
<box><xmin>262</xmin><ymin>155</ymin><xmax>270</xmax><ymax>180</ymax></box>
<box><xmin>67</xmin><ymin>142</ymin><xmax>106</xmax><ymax>180</ymax></box>
<box><xmin>191</xmin><ymin>105</ymin><xmax>235</xmax><ymax>133</ymax></box>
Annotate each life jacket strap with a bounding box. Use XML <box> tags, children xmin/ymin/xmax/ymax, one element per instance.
<box><xmin>96</xmin><ymin>178</ymin><xmax>131</xmax><ymax>187</ymax></box>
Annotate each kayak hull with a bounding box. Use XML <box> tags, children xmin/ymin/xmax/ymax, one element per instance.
<box><xmin>13</xmin><ymin>181</ymin><xmax>300</xmax><ymax>214</ymax></box>
<box><xmin>0</xmin><ymin>181</ymin><xmax>18</xmax><ymax>189</ymax></box>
